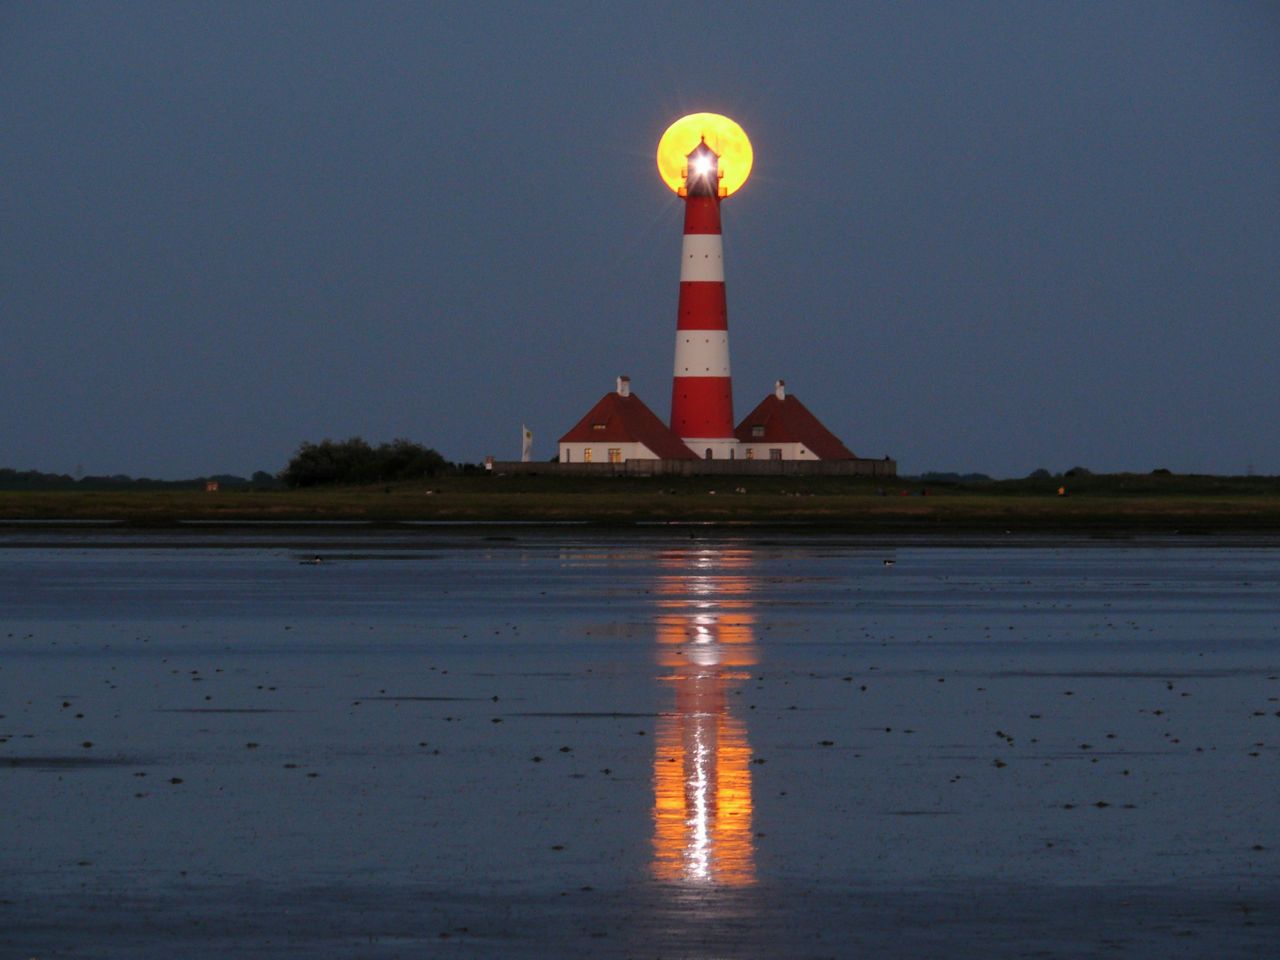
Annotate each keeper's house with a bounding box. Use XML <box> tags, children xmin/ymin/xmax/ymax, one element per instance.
<box><xmin>540</xmin><ymin>376</ymin><xmax>894</xmax><ymax>477</ymax></box>
<box><xmin>557</xmin><ymin>377</ymin><xmax>697</xmax><ymax>464</ymax></box>
<box><xmin>732</xmin><ymin>380</ymin><xmax>856</xmax><ymax>462</ymax></box>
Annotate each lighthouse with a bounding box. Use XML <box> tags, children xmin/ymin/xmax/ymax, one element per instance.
<box><xmin>544</xmin><ymin>112</ymin><xmax>893</xmax><ymax>477</ymax></box>
<box><xmin>656</xmin><ymin>114</ymin><xmax>753</xmax><ymax>460</ymax></box>
<box><xmin>670</xmin><ymin>138</ymin><xmax>737</xmax><ymax>459</ymax></box>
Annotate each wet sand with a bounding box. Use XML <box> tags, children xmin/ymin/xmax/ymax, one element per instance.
<box><xmin>2</xmin><ymin>530</ymin><xmax>1277</xmax><ymax>957</ymax></box>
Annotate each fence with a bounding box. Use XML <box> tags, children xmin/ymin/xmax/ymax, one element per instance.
<box><xmin>489</xmin><ymin>457</ymin><xmax>897</xmax><ymax>478</ymax></box>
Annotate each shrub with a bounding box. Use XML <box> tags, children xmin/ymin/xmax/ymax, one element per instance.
<box><xmin>280</xmin><ymin>437</ymin><xmax>448</xmax><ymax>488</ymax></box>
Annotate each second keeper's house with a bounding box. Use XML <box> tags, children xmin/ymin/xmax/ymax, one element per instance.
<box><xmin>732</xmin><ymin>380</ymin><xmax>856</xmax><ymax>461</ymax></box>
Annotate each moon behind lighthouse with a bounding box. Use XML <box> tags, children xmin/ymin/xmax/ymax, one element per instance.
<box><xmin>656</xmin><ymin>113</ymin><xmax>754</xmax><ymax>197</ymax></box>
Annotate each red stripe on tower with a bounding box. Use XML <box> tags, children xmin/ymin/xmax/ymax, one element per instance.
<box><xmin>670</xmin><ymin>139</ymin><xmax>737</xmax><ymax>458</ymax></box>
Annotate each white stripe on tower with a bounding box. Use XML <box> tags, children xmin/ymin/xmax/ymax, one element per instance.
<box><xmin>679</xmin><ymin>234</ymin><xmax>724</xmax><ymax>283</ymax></box>
<box><xmin>673</xmin><ymin>332</ymin><xmax>731</xmax><ymax>376</ymax></box>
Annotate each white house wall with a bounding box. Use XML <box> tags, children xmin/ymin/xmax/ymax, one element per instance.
<box><xmin>736</xmin><ymin>442</ymin><xmax>818</xmax><ymax>461</ymax></box>
<box><xmin>558</xmin><ymin>441</ymin><xmax>657</xmax><ymax>464</ymax></box>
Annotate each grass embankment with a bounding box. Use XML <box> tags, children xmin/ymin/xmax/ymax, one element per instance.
<box><xmin>3</xmin><ymin>473</ymin><xmax>1280</xmax><ymax>531</ymax></box>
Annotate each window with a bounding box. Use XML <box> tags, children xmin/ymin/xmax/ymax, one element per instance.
<box><xmin>745</xmin><ymin>447</ymin><xmax>755</xmax><ymax>460</ymax></box>
<box><xmin>592</xmin><ymin>423</ymin><xmax>606</xmax><ymax>431</ymax></box>
<box><xmin>751</xmin><ymin>425</ymin><xmax>764</xmax><ymax>438</ymax></box>
<box><xmin>769</xmin><ymin>448</ymin><xmax>782</xmax><ymax>461</ymax></box>
<box><xmin>583</xmin><ymin>448</ymin><xmax>593</xmax><ymax>463</ymax></box>
<box><xmin>608</xmin><ymin>448</ymin><xmax>622</xmax><ymax>463</ymax></box>
<box><xmin>704</xmin><ymin>448</ymin><xmax>713</xmax><ymax>460</ymax></box>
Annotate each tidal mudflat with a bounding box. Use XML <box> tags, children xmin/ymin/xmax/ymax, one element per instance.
<box><xmin>2</xmin><ymin>528</ymin><xmax>1277</xmax><ymax>958</ymax></box>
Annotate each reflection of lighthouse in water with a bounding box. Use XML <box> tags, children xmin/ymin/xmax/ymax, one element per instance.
<box><xmin>651</xmin><ymin>547</ymin><xmax>757</xmax><ymax>885</ymax></box>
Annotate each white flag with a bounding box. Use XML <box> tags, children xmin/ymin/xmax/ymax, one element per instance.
<box><xmin>521</xmin><ymin>425</ymin><xmax>533</xmax><ymax>462</ymax></box>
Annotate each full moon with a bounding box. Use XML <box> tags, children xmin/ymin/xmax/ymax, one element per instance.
<box><xmin>656</xmin><ymin>113</ymin><xmax>753</xmax><ymax>197</ymax></box>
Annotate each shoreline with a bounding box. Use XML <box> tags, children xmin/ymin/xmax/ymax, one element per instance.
<box><xmin>3</xmin><ymin>505</ymin><xmax>1280</xmax><ymax>534</ymax></box>
<box><xmin>2</xmin><ymin>474</ymin><xmax>1280</xmax><ymax>532</ymax></box>
<box><xmin>5</xmin><ymin>521</ymin><xmax>1280</xmax><ymax>550</ymax></box>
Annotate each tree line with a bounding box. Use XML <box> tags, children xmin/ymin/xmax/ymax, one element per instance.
<box><xmin>0</xmin><ymin>467</ymin><xmax>279</xmax><ymax>491</ymax></box>
<box><xmin>279</xmin><ymin>437</ymin><xmax>453</xmax><ymax>487</ymax></box>
<box><xmin>2</xmin><ymin>437</ymin><xmax>458</xmax><ymax>491</ymax></box>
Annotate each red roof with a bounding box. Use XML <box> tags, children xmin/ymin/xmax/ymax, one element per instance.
<box><xmin>559</xmin><ymin>392</ymin><xmax>698</xmax><ymax>459</ymax></box>
<box><xmin>734</xmin><ymin>393</ymin><xmax>856</xmax><ymax>459</ymax></box>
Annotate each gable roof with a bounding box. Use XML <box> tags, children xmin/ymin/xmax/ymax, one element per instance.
<box><xmin>559</xmin><ymin>391</ymin><xmax>699</xmax><ymax>459</ymax></box>
<box><xmin>734</xmin><ymin>393</ymin><xmax>856</xmax><ymax>459</ymax></box>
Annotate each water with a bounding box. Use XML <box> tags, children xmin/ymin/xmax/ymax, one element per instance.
<box><xmin>2</xmin><ymin>529</ymin><xmax>1278</xmax><ymax>957</ymax></box>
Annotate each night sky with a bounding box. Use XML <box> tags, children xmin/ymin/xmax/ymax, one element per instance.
<box><xmin>3</xmin><ymin>2</ymin><xmax>1277</xmax><ymax>478</ymax></box>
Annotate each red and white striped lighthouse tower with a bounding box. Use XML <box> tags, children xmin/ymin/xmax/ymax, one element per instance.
<box><xmin>549</xmin><ymin>113</ymin><xmax>883</xmax><ymax>474</ymax></box>
<box><xmin>670</xmin><ymin>139</ymin><xmax>738</xmax><ymax>459</ymax></box>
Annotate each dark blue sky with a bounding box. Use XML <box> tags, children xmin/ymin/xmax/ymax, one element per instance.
<box><xmin>3</xmin><ymin>2</ymin><xmax>1277</xmax><ymax>478</ymax></box>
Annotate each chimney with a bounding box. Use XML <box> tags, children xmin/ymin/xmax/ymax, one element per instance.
<box><xmin>775</xmin><ymin>379</ymin><xmax>786</xmax><ymax>401</ymax></box>
<box><xmin>617</xmin><ymin>375</ymin><xmax>631</xmax><ymax>398</ymax></box>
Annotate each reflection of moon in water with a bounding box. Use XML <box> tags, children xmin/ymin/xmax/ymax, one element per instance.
<box><xmin>656</xmin><ymin>113</ymin><xmax>754</xmax><ymax>197</ymax></box>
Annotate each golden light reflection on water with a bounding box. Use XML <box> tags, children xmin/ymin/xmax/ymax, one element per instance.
<box><xmin>652</xmin><ymin>547</ymin><xmax>758</xmax><ymax>886</ymax></box>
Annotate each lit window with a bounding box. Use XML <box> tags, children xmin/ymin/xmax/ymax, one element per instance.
<box><xmin>583</xmin><ymin>448</ymin><xmax>593</xmax><ymax>463</ymax></box>
<box><xmin>592</xmin><ymin>423</ymin><xmax>606</xmax><ymax>431</ymax></box>
<box><xmin>608</xmin><ymin>448</ymin><xmax>622</xmax><ymax>463</ymax></box>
